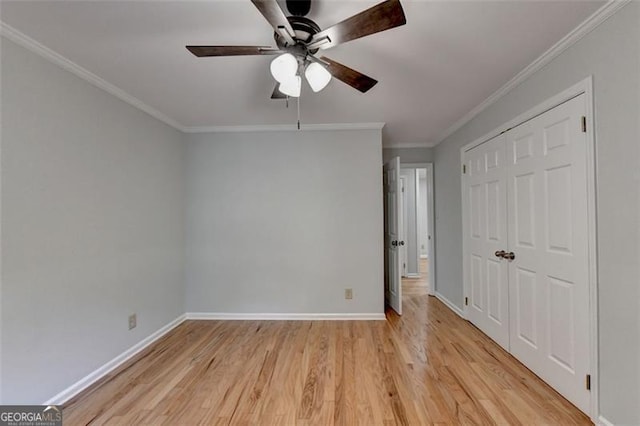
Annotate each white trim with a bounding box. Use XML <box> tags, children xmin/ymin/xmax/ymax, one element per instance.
<box><xmin>596</xmin><ymin>415</ymin><xmax>615</xmax><ymax>426</ymax></box>
<box><xmin>186</xmin><ymin>312</ymin><xmax>386</xmax><ymax>321</ymax></box>
<box><xmin>182</xmin><ymin>122</ymin><xmax>385</xmax><ymax>134</ymax></box>
<box><xmin>420</xmin><ymin>254</ymin><xmax>428</xmax><ymax>259</ymax></box>
<box><xmin>43</xmin><ymin>314</ymin><xmax>186</xmax><ymax>406</ymax></box>
<box><xmin>459</xmin><ymin>77</ymin><xmax>599</xmax><ymax>421</ymax></box>
<box><xmin>425</xmin><ymin>163</ymin><xmax>436</xmax><ymax>296</ymax></box>
<box><xmin>432</xmin><ymin>0</ymin><xmax>630</xmax><ymax>146</ymax></box>
<box><xmin>434</xmin><ymin>292</ymin><xmax>465</xmax><ymax>318</ymax></box>
<box><xmin>383</xmin><ymin>142</ymin><xmax>432</xmax><ymax>149</ymax></box>
<box><xmin>0</xmin><ymin>22</ymin><xmax>185</xmax><ymax>132</ymax></box>
<box><xmin>583</xmin><ymin>78</ymin><xmax>600</xmax><ymax>423</ymax></box>
<box><xmin>405</xmin><ymin>273</ymin><xmax>421</xmax><ymax>279</ymax></box>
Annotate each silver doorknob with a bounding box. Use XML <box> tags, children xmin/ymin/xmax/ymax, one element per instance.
<box><xmin>504</xmin><ymin>252</ymin><xmax>516</xmax><ymax>261</ymax></box>
<box><xmin>399</xmin><ymin>241</ymin><xmax>405</xmax><ymax>246</ymax></box>
<box><xmin>495</xmin><ymin>250</ymin><xmax>506</xmax><ymax>258</ymax></box>
<box><xmin>391</xmin><ymin>240</ymin><xmax>398</xmax><ymax>247</ymax></box>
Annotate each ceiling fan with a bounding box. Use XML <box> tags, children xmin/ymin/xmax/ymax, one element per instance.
<box><xmin>186</xmin><ymin>0</ymin><xmax>406</xmax><ymax>98</ymax></box>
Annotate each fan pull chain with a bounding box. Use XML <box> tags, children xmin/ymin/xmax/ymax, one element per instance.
<box><xmin>297</xmin><ymin>95</ymin><xmax>301</xmax><ymax>130</ymax></box>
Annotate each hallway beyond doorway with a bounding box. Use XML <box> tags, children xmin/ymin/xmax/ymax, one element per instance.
<box><xmin>402</xmin><ymin>258</ymin><xmax>428</xmax><ymax>297</ymax></box>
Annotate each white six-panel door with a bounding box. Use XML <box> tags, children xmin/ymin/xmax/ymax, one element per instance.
<box><xmin>462</xmin><ymin>94</ymin><xmax>590</xmax><ymax>413</ymax></box>
<box><xmin>506</xmin><ymin>94</ymin><xmax>590</xmax><ymax>412</ymax></box>
<box><xmin>384</xmin><ymin>157</ymin><xmax>402</xmax><ymax>315</ymax></box>
<box><xmin>463</xmin><ymin>134</ymin><xmax>510</xmax><ymax>350</ymax></box>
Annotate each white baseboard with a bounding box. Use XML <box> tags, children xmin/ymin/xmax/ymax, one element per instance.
<box><xmin>420</xmin><ymin>254</ymin><xmax>429</xmax><ymax>259</ymax></box>
<box><xmin>43</xmin><ymin>313</ymin><xmax>186</xmax><ymax>405</ymax></box>
<box><xmin>434</xmin><ymin>292</ymin><xmax>465</xmax><ymax>319</ymax></box>
<box><xmin>405</xmin><ymin>273</ymin><xmax>421</xmax><ymax>279</ymax></box>
<box><xmin>186</xmin><ymin>312</ymin><xmax>386</xmax><ymax>321</ymax></box>
<box><xmin>597</xmin><ymin>415</ymin><xmax>615</xmax><ymax>426</ymax></box>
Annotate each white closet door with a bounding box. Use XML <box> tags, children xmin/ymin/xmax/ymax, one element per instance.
<box><xmin>463</xmin><ymin>134</ymin><xmax>510</xmax><ymax>350</ymax></box>
<box><xmin>506</xmin><ymin>94</ymin><xmax>590</xmax><ymax>412</ymax></box>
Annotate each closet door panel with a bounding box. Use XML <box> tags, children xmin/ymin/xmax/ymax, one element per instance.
<box><xmin>463</xmin><ymin>134</ymin><xmax>510</xmax><ymax>350</ymax></box>
<box><xmin>506</xmin><ymin>94</ymin><xmax>590</xmax><ymax>413</ymax></box>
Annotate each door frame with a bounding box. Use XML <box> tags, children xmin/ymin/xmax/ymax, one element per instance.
<box><xmin>400</xmin><ymin>162</ymin><xmax>435</xmax><ymax>296</ymax></box>
<box><xmin>399</xmin><ymin>176</ymin><xmax>407</xmax><ymax>277</ymax></box>
<box><xmin>460</xmin><ymin>77</ymin><xmax>598</xmax><ymax>421</ymax></box>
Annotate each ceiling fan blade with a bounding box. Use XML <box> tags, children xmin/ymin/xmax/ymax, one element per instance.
<box><xmin>186</xmin><ymin>46</ymin><xmax>281</xmax><ymax>57</ymax></box>
<box><xmin>271</xmin><ymin>84</ymin><xmax>287</xmax><ymax>99</ymax></box>
<box><xmin>309</xmin><ymin>0</ymin><xmax>406</xmax><ymax>50</ymax></box>
<box><xmin>250</xmin><ymin>0</ymin><xmax>296</xmax><ymax>45</ymax></box>
<box><xmin>320</xmin><ymin>56</ymin><xmax>378</xmax><ymax>93</ymax></box>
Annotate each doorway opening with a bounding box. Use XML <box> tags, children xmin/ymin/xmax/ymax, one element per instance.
<box><xmin>400</xmin><ymin>166</ymin><xmax>432</xmax><ymax>298</ymax></box>
<box><xmin>384</xmin><ymin>159</ymin><xmax>435</xmax><ymax>316</ymax></box>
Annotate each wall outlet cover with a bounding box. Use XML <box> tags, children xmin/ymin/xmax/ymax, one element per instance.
<box><xmin>128</xmin><ymin>314</ymin><xmax>137</xmax><ymax>330</ymax></box>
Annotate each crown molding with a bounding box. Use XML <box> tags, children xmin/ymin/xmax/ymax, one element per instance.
<box><xmin>0</xmin><ymin>21</ymin><xmax>186</xmax><ymax>132</ymax></box>
<box><xmin>182</xmin><ymin>122</ymin><xmax>385</xmax><ymax>133</ymax></box>
<box><xmin>431</xmin><ymin>0</ymin><xmax>631</xmax><ymax>147</ymax></box>
<box><xmin>383</xmin><ymin>142</ymin><xmax>434</xmax><ymax>149</ymax></box>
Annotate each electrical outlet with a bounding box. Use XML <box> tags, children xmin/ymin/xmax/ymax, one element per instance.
<box><xmin>345</xmin><ymin>288</ymin><xmax>353</xmax><ymax>300</ymax></box>
<box><xmin>128</xmin><ymin>314</ymin><xmax>137</xmax><ymax>330</ymax></box>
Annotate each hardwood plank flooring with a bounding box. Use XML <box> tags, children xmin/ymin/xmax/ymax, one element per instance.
<box><xmin>63</xmin><ymin>281</ymin><xmax>590</xmax><ymax>425</ymax></box>
<box><xmin>402</xmin><ymin>258</ymin><xmax>429</xmax><ymax>297</ymax></box>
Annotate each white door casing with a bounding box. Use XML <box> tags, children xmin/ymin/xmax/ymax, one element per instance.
<box><xmin>384</xmin><ymin>157</ymin><xmax>402</xmax><ymax>315</ymax></box>
<box><xmin>400</xmin><ymin>176</ymin><xmax>407</xmax><ymax>277</ymax></box>
<box><xmin>506</xmin><ymin>94</ymin><xmax>590</xmax><ymax>412</ymax></box>
<box><xmin>425</xmin><ymin>164</ymin><xmax>435</xmax><ymax>296</ymax></box>
<box><xmin>463</xmin><ymin>134</ymin><xmax>511</xmax><ymax>350</ymax></box>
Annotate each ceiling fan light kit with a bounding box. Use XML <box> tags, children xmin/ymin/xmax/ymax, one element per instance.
<box><xmin>270</xmin><ymin>53</ymin><xmax>298</xmax><ymax>83</ymax></box>
<box><xmin>186</xmin><ymin>0</ymin><xmax>407</xmax><ymax>98</ymax></box>
<box><xmin>305</xmin><ymin>62</ymin><xmax>332</xmax><ymax>93</ymax></box>
<box><xmin>279</xmin><ymin>75</ymin><xmax>302</xmax><ymax>98</ymax></box>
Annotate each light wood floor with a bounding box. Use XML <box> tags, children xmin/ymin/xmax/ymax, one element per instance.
<box><xmin>63</xmin><ymin>274</ymin><xmax>590</xmax><ymax>425</ymax></box>
<box><xmin>402</xmin><ymin>258</ymin><xmax>429</xmax><ymax>297</ymax></box>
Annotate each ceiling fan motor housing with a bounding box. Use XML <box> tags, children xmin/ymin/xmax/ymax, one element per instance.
<box><xmin>274</xmin><ymin>16</ymin><xmax>321</xmax><ymax>55</ymax></box>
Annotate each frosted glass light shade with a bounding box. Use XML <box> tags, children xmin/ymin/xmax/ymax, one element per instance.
<box><xmin>270</xmin><ymin>53</ymin><xmax>298</xmax><ymax>83</ymax></box>
<box><xmin>279</xmin><ymin>75</ymin><xmax>302</xmax><ymax>98</ymax></box>
<box><xmin>305</xmin><ymin>62</ymin><xmax>331</xmax><ymax>92</ymax></box>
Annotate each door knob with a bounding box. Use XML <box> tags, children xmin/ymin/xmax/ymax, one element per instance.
<box><xmin>495</xmin><ymin>250</ymin><xmax>506</xmax><ymax>258</ymax></box>
<box><xmin>399</xmin><ymin>241</ymin><xmax>405</xmax><ymax>246</ymax></box>
<box><xmin>504</xmin><ymin>252</ymin><xmax>516</xmax><ymax>261</ymax></box>
<box><xmin>391</xmin><ymin>240</ymin><xmax>398</xmax><ymax>247</ymax></box>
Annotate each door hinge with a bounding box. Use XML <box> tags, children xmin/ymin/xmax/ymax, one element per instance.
<box><xmin>586</xmin><ymin>374</ymin><xmax>591</xmax><ymax>391</ymax></box>
<box><xmin>465</xmin><ymin>297</ymin><xmax>469</xmax><ymax>306</ymax></box>
<box><xmin>462</xmin><ymin>164</ymin><xmax>467</xmax><ymax>174</ymax></box>
<box><xmin>581</xmin><ymin>116</ymin><xmax>587</xmax><ymax>133</ymax></box>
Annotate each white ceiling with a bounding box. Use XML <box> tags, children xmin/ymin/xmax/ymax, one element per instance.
<box><xmin>1</xmin><ymin>0</ymin><xmax>604</xmax><ymax>147</ymax></box>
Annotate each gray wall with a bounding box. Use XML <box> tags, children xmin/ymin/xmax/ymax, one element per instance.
<box><xmin>185</xmin><ymin>129</ymin><xmax>383</xmax><ymax>314</ymax></box>
<box><xmin>1</xmin><ymin>39</ymin><xmax>186</xmax><ymax>403</ymax></box>
<box><xmin>383</xmin><ymin>147</ymin><xmax>432</xmax><ymax>164</ymax></box>
<box><xmin>432</xmin><ymin>4</ymin><xmax>640</xmax><ymax>423</ymax></box>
